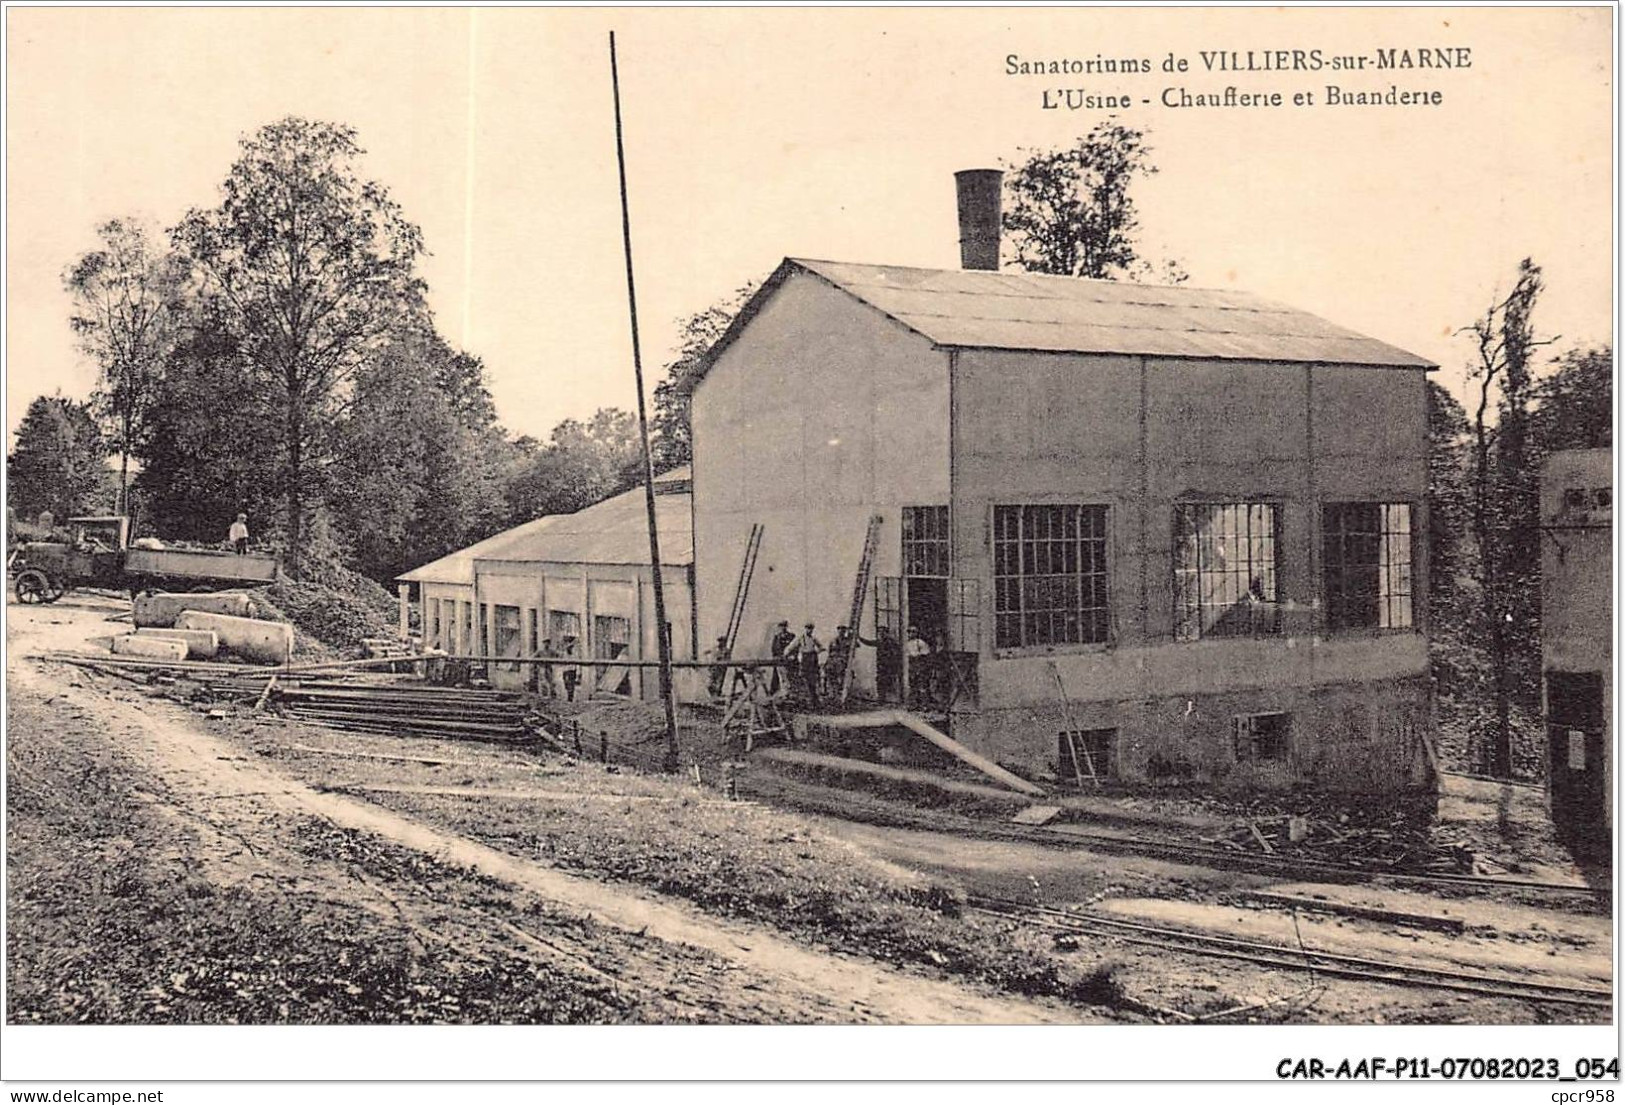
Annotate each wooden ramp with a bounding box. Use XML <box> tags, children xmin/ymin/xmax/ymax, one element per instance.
<box><xmin>793</xmin><ymin>709</ymin><xmax>1044</xmax><ymax>797</ymax></box>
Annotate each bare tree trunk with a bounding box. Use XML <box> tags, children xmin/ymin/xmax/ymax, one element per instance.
<box><xmin>285</xmin><ymin>388</ymin><xmax>303</xmax><ymax>578</ymax></box>
<box><xmin>1470</xmin><ymin>384</ymin><xmax>1512</xmax><ymax>777</ymax></box>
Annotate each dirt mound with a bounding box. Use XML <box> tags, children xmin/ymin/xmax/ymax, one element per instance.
<box><xmin>249</xmin><ymin>577</ymin><xmax>392</xmax><ymax>654</ymax></box>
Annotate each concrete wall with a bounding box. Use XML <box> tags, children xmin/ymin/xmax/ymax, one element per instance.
<box><xmin>1540</xmin><ymin>448</ymin><xmax>1612</xmax><ymax>832</ymax></box>
<box><xmin>691</xmin><ymin>269</ymin><xmax>951</xmax><ymax>690</ymax></box>
<box><xmin>949</xmin><ymin>349</ymin><xmax>1432</xmax><ymax>790</ymax></box>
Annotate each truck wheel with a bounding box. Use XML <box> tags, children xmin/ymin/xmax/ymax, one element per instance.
<box><xmin>14</xmin><ymin>570</ymin><xmax>50</xmax><ymax>604</ymax></box>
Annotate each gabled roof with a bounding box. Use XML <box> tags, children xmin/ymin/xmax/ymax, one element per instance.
<box><xmin>396</xmin><ymin>468</ymin><xmax>692</xmax><ymax>586</ymax></box>
<box><xmin>706</xmin><ymin>258</ymin><xmax>1435</xmax><ymax>370</ymax></box>
<box><xmin>396</xmin><ymin>515</ymin><xmax>561</xmax><ymax>585</ymax></box>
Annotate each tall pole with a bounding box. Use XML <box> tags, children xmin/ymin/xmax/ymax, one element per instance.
<box><xmin>609</xmin><ymin>31</ymin><xmax>681</xmax><ymax>773</ymax></box>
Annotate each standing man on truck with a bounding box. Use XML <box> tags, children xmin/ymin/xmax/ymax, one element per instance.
<box><xmin>228</xmin><ymin>513</ymin><xmax>250</xmax><ymax>554</ymax></box>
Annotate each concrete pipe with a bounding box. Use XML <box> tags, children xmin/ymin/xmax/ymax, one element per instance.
<box><xmin>134</xmin><ymin>627</ymin><xmax>221</xmax><ymax>660</ymax></box>
<box><xmin>133</xmin><ymin>591</ymin><xmax>255</xmax><ymax>628</ymax></box>
<box><xmin>173</xmin><ymin>611</ymin><xmax>293</xmax><ymax>665</ymax></box>
<box><xmin>111</xmin><ymin>634</ymin><xmax>190</xmax><ymax>662</ymax></box>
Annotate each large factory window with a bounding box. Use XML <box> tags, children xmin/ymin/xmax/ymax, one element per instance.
<box><xmin>993</xmin><ymin>504</ymin><xmax>1109</xmax><ymax>649</ymax></box>
<box><xmin>1174</xmin><ymin>502</ymin><xmax>1280</xmax><ymax>640</ymax></box>
<box><xmin>902</xmin><ymin>505</ymin><xmax>950</xmax><ymax>577</ymax></box>
<box><xmin>1323</xmin><ymin>502</ymin><xmax>1413</xmax><ymax>631</ymax></box>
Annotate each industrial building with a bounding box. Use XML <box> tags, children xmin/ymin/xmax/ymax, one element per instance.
<box><xmin>398</xmin><ymin>467</ymin><xmax>696</xmax><ymax>701</ymax></box>
<box><xmin>689</xmin><ymin>170</ymin><xmax>1437</xmax><ymax>791</ymax></box>
<box><xmin>1540</xmin><ymin>448</ymin><xmax>1612</xmax><ymax>854</ymax></box>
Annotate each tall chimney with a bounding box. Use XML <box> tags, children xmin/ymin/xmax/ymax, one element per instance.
<box><xmin>954</xmin><ymin>168</ymin><xmax>1003</xmax><ymax>271</ymax></box>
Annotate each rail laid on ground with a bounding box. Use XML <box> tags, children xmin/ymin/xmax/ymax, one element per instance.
<box><xmin>738</xmin><ymin>773</ymin><xmax>1601</xmax><ymax>899</ymax></box>
<box><xmin>968</xmin><ymin>896</ymin><xmax>1613</xmax><ymax>1009</ymax></box>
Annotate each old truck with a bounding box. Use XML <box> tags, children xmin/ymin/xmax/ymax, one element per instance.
<box><xmin>8</xmin><ymin>516</ymin><xmax>281</xmax><ymax>603</ymax></box>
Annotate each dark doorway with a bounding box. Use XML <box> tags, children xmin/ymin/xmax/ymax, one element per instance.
<box><xmin>905</xmin><ymin>577</ymin><xmax>948</xmax><ymax>709</ymax></box>
<box><xmin>1546</xmin><ymin>670</ymin><xmax>1608</xmax><ymax>862</ymax></box>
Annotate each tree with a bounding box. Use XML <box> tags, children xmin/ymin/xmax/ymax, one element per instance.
<box><xmin>1461</xmin><ymin>258</ymin><xmax>1554</xmax><ymax>777</ymax></box>
<box><xmin>134</xmin><ymin>301</ymin><xmax>285</xmax><ymax>544</ymax></box>
<box><xmin>650</xmin><ymin>282</ymin><xmax>758</xmax><ymax>470</ymax></box>
<box><xmin>1002</xmin><ymin>120</ymin><xmax>1185</xmax><ymax>282</ymax></box>
<box><xmin>1532</xmin><ymin>345</ymin><xmax>1612</xmax><ymax>455</ymax></box>
<box><xmin>170</xmin><ymin>117</ymin><xmax>426</xmax><ymax>574</ymax></box>
<box><xmin>329</xmin><ymin>329</ymin><xmax>511</xmax><ymax>581</ymax></box>
<box><xmin>63</xmin><ymin>218</ymin><xmax>183</xmax><ymax>512</ymax></box>
<box><xmin>503</xmin><ymin>408</ymin><xmax>642</xmax><ymax>522</ymax></box>
<box><xmin>7</xmin><ymin>395</ymin><xmax>113</xmax><ymax>522</ymax></box>
<box><xmin>1425</xmin><ymin>379</ymin><xmax>1484</xmax><ymax>763</ymax></box>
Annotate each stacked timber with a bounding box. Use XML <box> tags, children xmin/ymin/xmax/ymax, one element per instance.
<box><xmin>272</xmin><ymin>683</ymin><xmax>534</xmax><ymax>744</ymax></box>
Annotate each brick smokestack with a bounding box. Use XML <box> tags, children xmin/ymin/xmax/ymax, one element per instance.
<box><xmin>954</xmin><ymin>168</ymin><xmax>1003</xmax><ymax>271</ymax></box>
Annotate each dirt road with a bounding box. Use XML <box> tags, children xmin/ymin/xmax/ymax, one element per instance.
<box><xmin>6</xmin><ymin>597</ymin><xmax>1074</xmax><ymax>1024</ymax></box>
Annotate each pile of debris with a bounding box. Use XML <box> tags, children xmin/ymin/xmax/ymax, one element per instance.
<box><xmin>1201</xmin><ymin>812</ymin><xmax>1478</xmax><ymax>874</ymax></box>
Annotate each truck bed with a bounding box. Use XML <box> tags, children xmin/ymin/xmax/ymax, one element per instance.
<box><xmin>123</xmin><ymin>547</ymin><xmax>280</xmax><ymax>583</ymax></box>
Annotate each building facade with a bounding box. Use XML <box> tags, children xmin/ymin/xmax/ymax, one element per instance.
<box><xmin>691</xmin><ymin>189</ymin><xmax>1435</xmax><ymax>791</ymax></box>
<box><xmin>399</xmin><ymin>470</ymin><xmax>698</xmax><ymax>701</ymax></box>
<box><xmin>1540</xmin><ymin>448</ymin><xmax>1612</xmax><ymax>851</ymax></box>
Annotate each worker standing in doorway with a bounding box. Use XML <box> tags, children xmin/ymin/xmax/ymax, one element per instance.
<box><xmin>859</xmin><ymin>625</ymin><xmax>903</xmax><ymax>703</ymax></box>
<box><xmin>228</xmin><ymin>513</ymin><xmax>250</xmax><ymax>554</ymax></box>
<box><xmin>905</xmin><ymin>625</ymin><xmax>933</xmax><ymax>708</ymax></box>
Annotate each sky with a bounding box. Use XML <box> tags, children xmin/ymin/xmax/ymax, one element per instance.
<box><xmin>5</xmin><ymin>6</ymin><xmax>1614</xmax><ymax>445</ymax></box>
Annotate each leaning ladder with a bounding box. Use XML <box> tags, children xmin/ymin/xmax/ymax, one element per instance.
<box><xmin>838</xmin><ymin>514</ymin><xmax>885</xmax><ymax>705</ymax></box>
<box><xmin>721</xmin><ymin>523</ymin><xmax>764</xmax><ymax>663</ymax></box>
<box><xmin>1050</xmin><ymin>660</ymin><xmax>1099</xmax><ymax>788</ymax></box>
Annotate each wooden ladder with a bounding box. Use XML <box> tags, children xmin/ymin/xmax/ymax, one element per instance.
<box><xmin>719</xmin><ymin>523</ymin><xmax>763</xmax><ymax>697</ymax></box>
<box><xmin>1050</xmin><ymin>660</ymin><xmax>1100</xmax><ymax>788</ymax></box>
<box><xmin>838</xmin><ymin>514</ymin><xmax>884</xmax><ymax>704</ymax></box>
<box><xmin>722</xmin><ymin>523</ymin><xmax>764</xmax><ymax>657</ymax></box>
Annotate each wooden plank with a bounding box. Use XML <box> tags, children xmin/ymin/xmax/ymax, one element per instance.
<box><xmin>1011</xmin><ymin>805</ymin><xmax>1063</xmax><ymax>826</ymax></box>
<box><xmin>887</xmin><ymin>710</ymin><xmax>1045</xmax><ymax>797</ymax></box>
<box><xmin>288</xmin><ymin>744</ymin><xmax>492</xmax><ymax>768</ymax></box>
<box><xmin>1234</xmin><ymin>891</ymin><xmax>1467</xmax><ymax>934</ymax></box>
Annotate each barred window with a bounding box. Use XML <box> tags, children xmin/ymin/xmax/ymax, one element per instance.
<box><xmin>1323</xmin><ymin>502</ymin><xmax>1413</xmax><ymax>631</ymax></box>
<box><xmin>993</xmin><ymin>504</ymin><xmax>1109</xmax><ymax>649</ymax></box>
<box><xmin>902</xmin><ymin>505</ymin><xmax>950</xmax><ymax>577</ymax></box>
<box><xmin>1174</xmin><ymin>503</ymin><xmax>1280</xmax><ymax>640</ymax></box>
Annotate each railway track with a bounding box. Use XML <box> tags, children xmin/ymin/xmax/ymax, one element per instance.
<box><xmin>969</xmin><ymin>896</ymin><xmax>1613</xmax><ymax>1010</ymax></box>
<box><xmin>739</xmin><ymin>772</ymin><xmax>1603</xmax><ymax>900</ymax></box>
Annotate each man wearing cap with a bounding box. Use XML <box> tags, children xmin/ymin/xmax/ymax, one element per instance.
<box><xmin>788</xmin><ymin>622</ymin><xmax>824</xmax><ymax>708</ymax></box>
<box><xmin>768</xmin><ymin>619</ymin><xmax>796</xmax><ymax>696</ymax></box>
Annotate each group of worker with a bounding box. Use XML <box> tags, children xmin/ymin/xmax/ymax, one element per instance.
<box><xmin>706</xmin><ymin>618</ymin><xmax>945</xmax><ymax>710</ymax></box>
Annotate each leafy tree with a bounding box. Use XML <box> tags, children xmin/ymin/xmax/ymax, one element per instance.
<box><xmin>63</xmin><ymin>218</ymin><xmax>183</xmax><ymax>512</ymax></box>
<box><xmin>1532</xmin><ymin>345</ymin><xmax>1611</xmax><ymax>455</ymax></box>
<box><xmin>329</xmin><ymin>330</ymin><xmax>510</xmax><ymax>580</ymax></box>
<box><xmin>1002</xmin><ymin>121</ymin><xmax>1185</xmax><ymax>282</ymax></box>
<box><xmin>1461</xmin><ymin>258</ymin><xmax>1554</xmax><ymax>777</ymax></box>
<box><xmin>1426</xmin><ymin>380</ymin><xmax>1485</xmax><ymax>764</ymax></box>
<box><xmin>504</xmin><ymin>408</ymin><xmax>642</xmax><ymax>522</ymax></box>
<box><xmin>650</xmin><ymin>282</ymin><xmax>758</xmax><ymax>470</ymax></box>
<box><xmin>170</xmin><ymin>117</ymin><xmax>427</xmax><ymax>574</ymax></box>
<box><xmin>134</xmin><ymin>301</ymin><xmax>285</xmax><ymax>544</ymax></box>
<box><xmin>6</xmin><ymin>395</ymin><xmax>113</xmax><ymax>522</ymax></box>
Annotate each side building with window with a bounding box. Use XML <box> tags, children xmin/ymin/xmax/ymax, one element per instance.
<box><xmin>691</xmin><ymin>182</ymin><xmax>1435</xmax><ymax>792</ymax></box>
<box><xmin>1540</xmin><ymin>448</ymin><xmax>1612</xmax><ymax>857</ymax></box>
<box><xmin>398</xmin><ymin>468</ymin><xmax>699</xmax><ymax>702</ymax></box>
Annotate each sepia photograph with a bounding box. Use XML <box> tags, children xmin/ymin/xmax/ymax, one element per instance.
<box><xmin>2</xmin><ymin>3</ymin><xmax>1617</xmax><ymax>1093</ymax></box>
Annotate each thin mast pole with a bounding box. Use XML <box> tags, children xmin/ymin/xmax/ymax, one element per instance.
<box><xmin>609</xmin><ymin>31</ymin><xmax>681</xmax><ymax>773</ymax></box>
